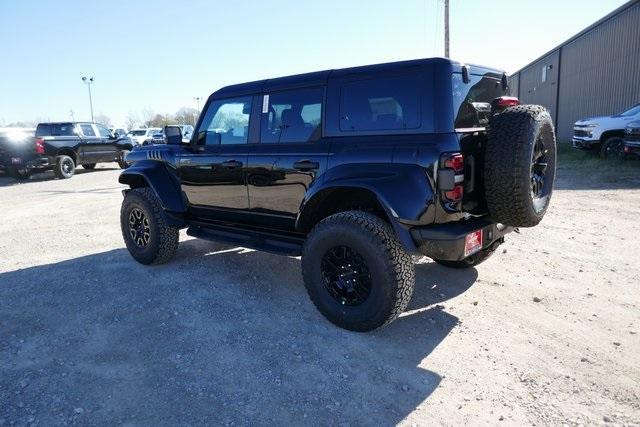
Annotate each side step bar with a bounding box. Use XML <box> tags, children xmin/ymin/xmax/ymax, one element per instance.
<box><xmin>186</xmin><ymin>222</ymin><xmax>305</xmax><ymax>256</ymax></box>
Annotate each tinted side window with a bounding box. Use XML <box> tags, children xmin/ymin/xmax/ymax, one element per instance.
<box><xmin>339</xmin><ymin>76</ymin><xmax>420</xmax><ymax>132</ymax></box>
<box><xmin>198</xmin><ymin>97</ymin><xmax>252</xmax><ymax>145</ymax></box>
<box><xmin>36</xmin><ymin>123</ymin><xmax>76</xmax><ymax>136</ymax></box>
<box><xmin>80</xmin><ymin>124</ymin><xmax>96</xmax><ymax>137</ymax></box>
<box><xmin>96</xmin><ymin>125</ymin><xmax>112</xmax><ymax>138</ymax></box>
<box><xmin>261</xmin><ymin>87</ymin><xmax>323</xmax><ymax>143</ymax></box>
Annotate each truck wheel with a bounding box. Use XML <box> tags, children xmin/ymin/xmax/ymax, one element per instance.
<box><xmin>485</xmin><ymin>105</ymin><xmax>556</xmax><ymax>227</ymax></box>
<box><xmin>301</xmin><ymin>211</ymin><xmax>415</xmax><ymax>332</ymax></box>
<box><xmin>433</xmin><ymin>240</ymin><xmax>501</xmax><ymax>269</ymax></box>
<box><xmin>118</xmin><ymin>150</ymin><xmax>131</xmax><ymax>169</ymax></box>
<box><xmin>120</xmin><ymin>187</ymin><xmax>179</xmax><ymax>265</ymax></box>
<box><xmin>54</xmin><ymin>155</ymin><xmax>76</xmax><ymax>179</ymax></box>
<box><xmin>82</xmin><ymin>163</ymin><xmax>96</xmax><ymax>170</ymax></box>
<box><xmin>600</xmin><ymin>137</ymin><xmax>624</xmax><ymax>160</ymax></box>
<box><xmin>8</xmin><ymin>167</ymin><xmax>31</xmax><ymax>180</ymax></box>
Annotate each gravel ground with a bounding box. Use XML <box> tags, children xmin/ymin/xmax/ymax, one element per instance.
<box><xmin>0</xmin><ymin>164</ymin><xmax>639</xmax><ymax>426</ymax></box>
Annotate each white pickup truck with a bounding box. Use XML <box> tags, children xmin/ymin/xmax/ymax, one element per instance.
<box><xmin>572</xmin><ymin>103</ymin><xmax>640</xmax><ymax>158</ymax></box>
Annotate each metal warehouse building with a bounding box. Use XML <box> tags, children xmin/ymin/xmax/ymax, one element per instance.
<box><xmin>509</xmin><ymin>0</ymin><xmax>640</xmax><ymax>141</ymax></box>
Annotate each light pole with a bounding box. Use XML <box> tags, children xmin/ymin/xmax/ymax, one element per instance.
<box><xmin>81</xmin><ymin>76</ymin><xmax>95</xmax><ymax>122</ymax></box>
<box><xmin>193</xmin><ymin>96</ymin><xmax>202</xmax><ymax>125</ymax></box>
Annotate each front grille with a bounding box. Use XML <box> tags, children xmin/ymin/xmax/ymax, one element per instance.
<box><xmin>573</xmin><ymin>129</ymin><xmax>592</xmax><ymax>138</ymax></box>
<box><xmin>625</xmin><ymin>131</ymin><xmax>640</xmax><ymax>142</ymax></box>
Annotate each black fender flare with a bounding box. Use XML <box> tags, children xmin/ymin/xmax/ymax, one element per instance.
<box><xmin>119</xmin><ymin>160</ymin><xmax>187</xmax><ymax>215</ymax></box>
<box><xmin>296</xmin><ymin>164</ymin><xmax>437</xmax><ymax>253</ymax></box>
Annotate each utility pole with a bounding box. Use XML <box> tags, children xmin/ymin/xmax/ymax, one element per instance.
<box><xmin>444</xmin><ymin>0</ymin><xmax>450</xmax><ymax>58</ymax></box>
<box><xmin>81</xmin><ymin>76</ymin><xmax>95</xmax><ymax>122</ymax></box>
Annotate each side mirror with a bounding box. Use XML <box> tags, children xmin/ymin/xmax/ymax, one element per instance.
<box><xmin>164</xmin><ymin>125</ymin><xmax>182</xmax><ymax>145</ymax></box>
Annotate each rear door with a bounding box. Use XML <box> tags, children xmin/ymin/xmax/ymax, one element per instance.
<box><xmin>77</xmin><ymin>123</ymin><xmax>102</xmax><ymax>163</ymax></box>
<box><xmin>176</xmin><ymin>96</ymin><xmax>254</xmax><ymax>215</ymax></box>
<box><xmin>94</xmin><ymin>124</ymin><xmax>119</xmax><ymax>162</ymax></box>
<box><xmin>247</xmin><ymin>86</ymin><xmax>328</xmax><ymax>224</ymax></box>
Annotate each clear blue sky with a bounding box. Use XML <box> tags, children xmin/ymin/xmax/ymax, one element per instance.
<box><xmin>0</xmin><ymin>0</ymin><xmax>628</xmax><ymax>127</ymax></box>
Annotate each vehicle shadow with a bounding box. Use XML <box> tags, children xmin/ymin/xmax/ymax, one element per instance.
<box><xmin>0</xmin><ymin>167</ymin><xmax>120</xmax><ymax>187</ymax></box>
<box><xmin>0</xmin><ymin>240</ymin><xmax>477</xmax><ymax>425</ymax></box>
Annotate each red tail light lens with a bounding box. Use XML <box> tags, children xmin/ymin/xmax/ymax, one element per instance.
<box><xmin>492</xmin><ymin>96</ymin><xmax>520</xmax><ymax>109</ymax></box>
<box><xmin>443</xmin><ymin>153</ymin><xmax>464</xmax><ymax>173</ymax></box>
<box><xmin>35</xmin><ymin>138</ymin><xmax>45</xmax><ymax>154</ymax></box>
<box><xmin>444</xmin><ymin>185</ymin><xmax>463</xmax><ymax>202</ymax></box>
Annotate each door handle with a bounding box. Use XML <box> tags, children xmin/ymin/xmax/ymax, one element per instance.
<box><xmin>293</xmin><ymin>160</ymin><xmax>319</xmax><ymax>171</ymax></box>
<box><xmin>221</xmin><ymin>159</ymin><xmax>242</xmax><ymax>169</ymax></box>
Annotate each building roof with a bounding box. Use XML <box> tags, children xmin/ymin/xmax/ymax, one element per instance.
<box><xmin>511</xmin><ymin>0</ymin><xmax>640</xmax><ymax>75</ymax></box>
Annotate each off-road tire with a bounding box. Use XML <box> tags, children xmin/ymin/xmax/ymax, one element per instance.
<box><xmin>82</xmin><ymin>163</ymin><xmax>96</xmax><ymax>170</ymax></box>
<box><xmin>433</xmin><ymin>240</ymin><xmax>501</xmax><ymax>269</ymax></box>
<box><xmin>485</xmin><ymin>105</ymin><xmax>556</xmax><ymax>227</ymax></box>
<box><xmin>118</xmin><ymin>150</ymin><xmax>131</xmax><ymax>169</ymax></box>
<box><xmin>301</xmin><ymin>211</ymin><xmax>415</xmax><ymax>332</ymax></box>
<box><xmin>54</xmin><ymin>155</ymin><xmax>75</xmax><ymax>179</ymax></box>
<box><xmin>120</xmin><ymin>187</ymin><xmax>179</xmax><ymax>265</ymax></box>
<box><xmin>600</xmin><ymin>137</ymin><xmax>624</xmax><ymax>160</ymax></box>
<box><xmin>8</xmin><ymin>167</ymin><xmax>31</xmax><ymax>180</ymax></box>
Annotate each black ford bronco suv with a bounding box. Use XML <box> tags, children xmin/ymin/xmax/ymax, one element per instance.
<box><xmin>0</xmin><ymin>122</ymin><xmax>133</xmax><ymax>180</ymax></box>
<box><xmin>119</xmin><ymin>58</ymin><xmax>556</xmax><ymax>331</ymax></box>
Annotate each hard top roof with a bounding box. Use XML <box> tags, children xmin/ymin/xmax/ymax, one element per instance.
<box><xmin>212</xmin><ymin>57</ymin><xmax>505</xmax><ymax>99</ymax></box>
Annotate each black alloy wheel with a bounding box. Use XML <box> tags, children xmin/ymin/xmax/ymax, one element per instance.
<box><xmin>128</xmin><ymin>207</ymin><xmax>150</xmax><ymax>248</ymax></box>
<box><xmin>321</xmin><ymin>245</ymin><xmax>372</xmax><ymax>306</ymax></box>
<box><xmin>531</xmin><ymin>135</ymin><xmax>550</xmax><ymax>213</ymax></box>
<box><xmin>601</xmin><ymin>138</ymin><xmax>625</xmax><ymax>160</ymax></box>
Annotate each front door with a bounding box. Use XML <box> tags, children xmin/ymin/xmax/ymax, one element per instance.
<box><xmin>247</xmin><ymin>87</ymin><xmax>328</xmax><ymax>222</ymax></box>
<box><xmin>177</xmin><ymin>96</ymin><xmax>254</xmax><ymax>214</ymax></box>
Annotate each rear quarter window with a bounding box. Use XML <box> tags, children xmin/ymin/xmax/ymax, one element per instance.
<box><xmin>36</xmin><ymin>123</ymin><xmax>76</xmax><ymax>137</ymax></box>
<box><xmin>339</xmin><ymin>75</ymin><xmax>421</xmax><ymax>132</ymax></box>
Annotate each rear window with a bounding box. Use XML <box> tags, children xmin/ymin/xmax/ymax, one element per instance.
<box><xmin>452</xmin><ymin>73</ymin><xmax>506</xmax><ymax>129</ymax></box>
<box><xmin>339</xmin><ymin>75</ymin><xmax>421</xmax><ymax>132</ymax></box>
<box><xmin>36</xmin><ymin>123</ymin><xmax>76</xmax><ymax>137</ymax></box>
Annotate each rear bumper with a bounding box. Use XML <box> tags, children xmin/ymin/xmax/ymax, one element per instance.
<box><xmin>0</xmin><ymin>155</ymin><xmax>51</xmax><ymax>171</ymax></box>
<box><xmin>410</xmin><ymin>218</ymin><xmax>513</xmax><ymax>261</ymax></box>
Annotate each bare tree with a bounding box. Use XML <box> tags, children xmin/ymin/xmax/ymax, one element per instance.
<box><xmin>124</xmin><ymin>111</ymin><xmax>139</xmax><ymax>130</ymax></box>
<box><xmin>140</xmin><ymin>108</ymin><xmax>155</xmax><ymax>128</ymax></box>
<box><xmin>174</xmin><ymin>107</ymin><xmax>199</xmax><ymax>126</ymax></box>
<box><xmin>94</xmin><ymin>113</ymin><xmax>112</xmax><ymax>127</ymax></box>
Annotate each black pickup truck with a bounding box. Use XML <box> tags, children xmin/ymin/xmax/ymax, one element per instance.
<box><xmin>119</xmin><ymin>58</ymin><xmax>556</xmax><ymax>331</ymax></box>
<box><xmin>0</xmin><ymin>122</ymin><xmax>133</xmax><ymax>180</ymax></box>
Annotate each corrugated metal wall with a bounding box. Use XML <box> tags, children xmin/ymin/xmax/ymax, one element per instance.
<box><xmin>556</xmin><ymin>2</ymin><xmax>640</xmax><ymax>140</ymax></box>
<box><xmin>518</xmin><ymin>51</ymin><xmax>560</xmax><ymax>122</ymax></box>
<box><xmin>510</xmin><ymin>0</ymin><xmax>640</xmax><ymax>141</ymax></box>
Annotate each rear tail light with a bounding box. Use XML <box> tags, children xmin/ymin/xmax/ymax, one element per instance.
<box><xmin>35</xmin><ymin>138</ymin><xmax>45</xmax><ymax>154</ymax></box>
<box><xmin>440</xmin><ymin>152</ymin><xmax>465</xmax><ymax>204</ymax></box>
<box><xmin>445</xmin><ymin>185</ymin><xmax>463</xmax><ymax>202</ymax></box>
<box><xmin>492</xmin><ymin>96</ymin><xmax>520</xmax><ymax>110</ymax></box>
<box><xmin>443</xmin><ymin>153</ymin><xmax>464</xmax><ymax>173</ymax></box>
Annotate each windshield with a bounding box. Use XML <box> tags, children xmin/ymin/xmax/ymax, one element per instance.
<box><xmin>452</xmin><ymin>73</ymin><xmax>506</xmax><ymax>129</ymax></box>
<box><xmin>621</xmin><ymin>104</ymin><xmax>640</xmax><ymax>117</ymax></box>
<box><xmin>128</xmin><ymin>130</ymin><xmax>147</xmax><ymax>136</ymax></box>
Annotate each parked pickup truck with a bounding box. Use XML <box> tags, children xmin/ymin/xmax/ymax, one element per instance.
<box><xmin>622</xmin><ymin>121</ymin><xmax>640</xmax><ymax>159</ymax></box>
<box><xmin>0</xmin><ymin>122</ymin><xmax>133</xmax><ymax>180</ymax></box>
<box><xmin>119</xmin><ymin>58</ymin><xmax>556</xmax><ymax>331</ymax></box>
<box><xmin>572</xmin><ymin>103</ymin><xmax>640</xmax><ymax>158</ymax></box>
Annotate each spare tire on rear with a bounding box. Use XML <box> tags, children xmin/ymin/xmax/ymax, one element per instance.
<box><xmin>484</xmin><ymin>104</ymin><xmax>556</xmax><ymax>227</ymax></box>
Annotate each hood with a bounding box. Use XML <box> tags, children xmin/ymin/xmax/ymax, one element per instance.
<box><xmin>574</xmin><ymin>116</ymin><xmax>609</xmax><ymax>125</ymax></box>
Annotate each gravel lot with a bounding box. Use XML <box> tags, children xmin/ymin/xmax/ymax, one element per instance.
<box><xmin>1</xmin><ymin>163</ymin><xmax>639</xmax><ymax>426</ymax></box>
